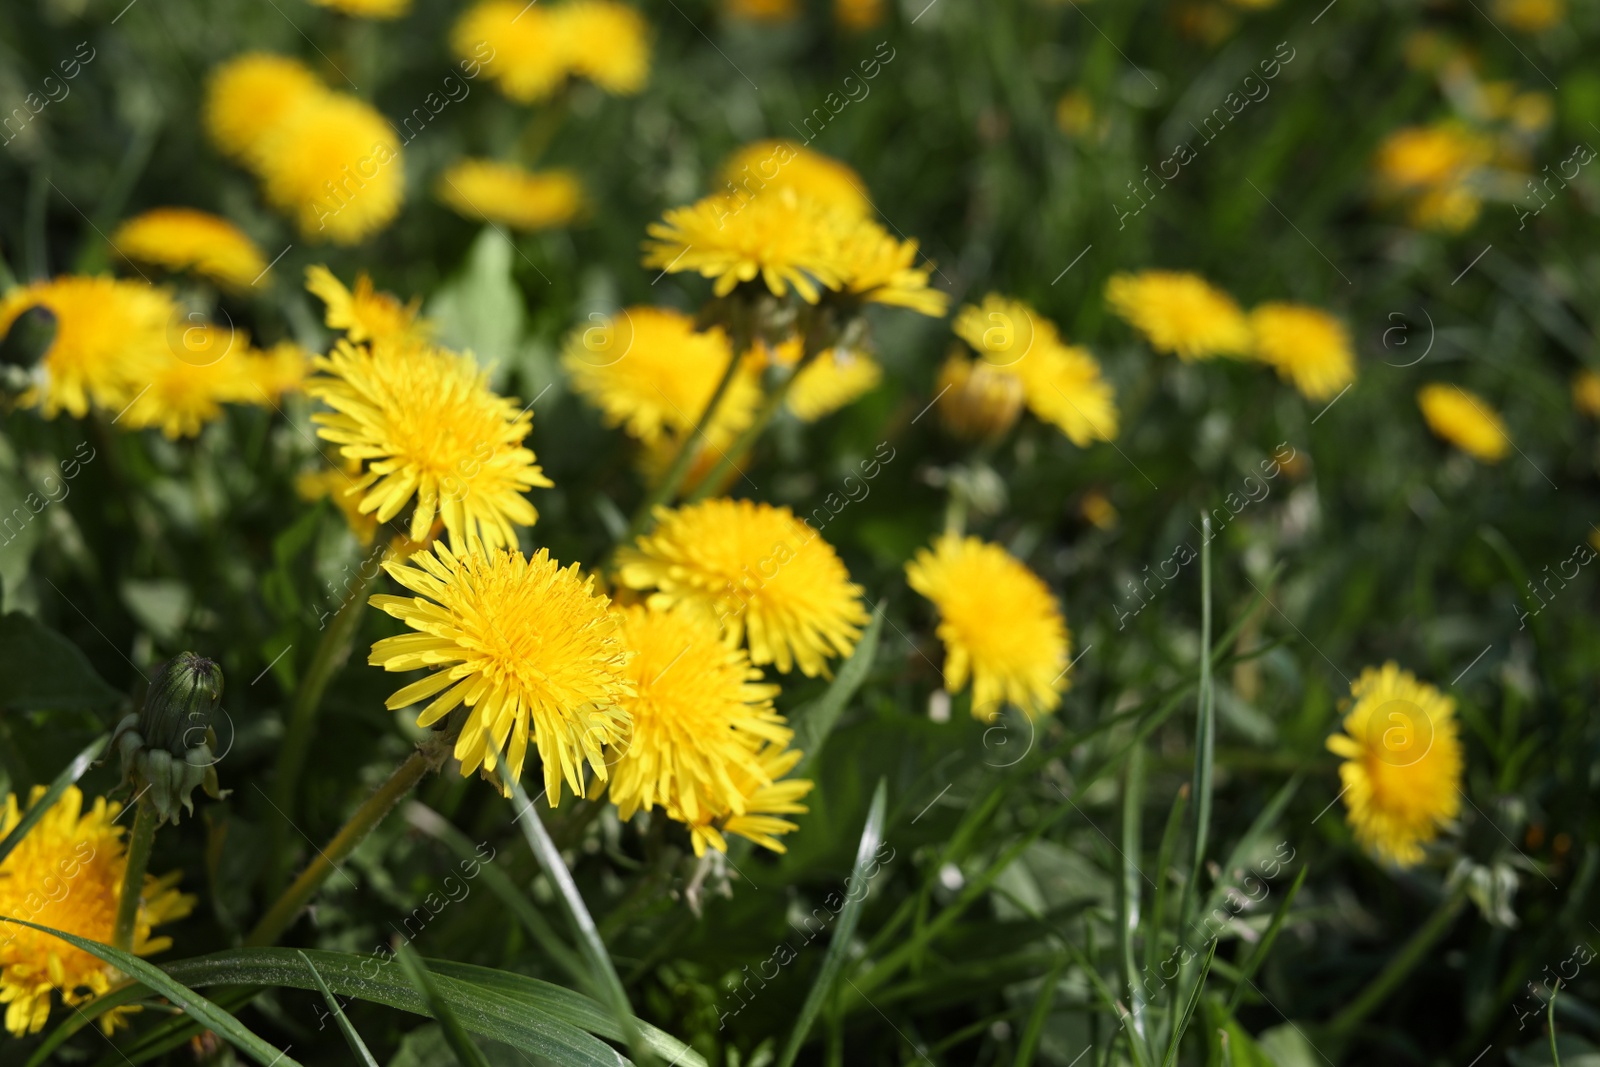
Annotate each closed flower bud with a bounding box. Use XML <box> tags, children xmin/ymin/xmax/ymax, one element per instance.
<box><xmin>110</xmin><ymin>653</ymin><xmax>228</xmax><ymax>825</ymax></box>
<box><xmin>935</xmin><ymin>352</ymin><xmax>1024</xmax><ymax>441</ymax></box>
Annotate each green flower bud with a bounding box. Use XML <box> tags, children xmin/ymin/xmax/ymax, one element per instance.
<box><xmin>109</xmin><ymin>653</ymin><xmax>228</xmax><ymax>826</ymax></box>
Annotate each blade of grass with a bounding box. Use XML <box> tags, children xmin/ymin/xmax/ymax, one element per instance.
<box><xmin>498</xmin><ymin>764</ymin><xmax>654</xmax><ymax>1066</ymax></box>
<box><xmin>396</xmin><ymin>941</ymin><xmax>494</xmax><ymax>1067</ymax></box>
<box><xmin>1326</xmin><ymin>884</ymin><xmax>1467</xmax><ymax>1036</ymax></box>
<box><xmin>1120</xmin><ymin>743</ymin><xmax>1151</xmax><ymax>1060</ymax></box>
<box><xmin>1012</xmin><ymin>955</ymin><xmax>1069</xmax><ymax>1067</ymax></box>
<box><xmin>298</xmin><ymin>950</ymin><xmax>380</xmax><ymax>1067</ymax></box>
<box><xmin>404</xmin><ymin>801</ymin><xmax>590</xmax><ymax>988</ymax></box>
<box><xmin>0</xmin><ymin>917</ymin><xmax>301</xmax><ymax>1067</ymax></box>
<box><xmin>793</xmin><ymin>603</ymin><xmax>884</xmax><ymax>776</ymax></box>
<box><xmin>1224</xmin><ymin>865</ymin><xmax>1308</xmax><ymax>1015</ymax></box>
<box><xmin>0</xmin><ymin>734</ymin><xmax>107</xmax><ymax>866</ymax></box>
<box><xmin>1161</xmin><ymin>939</ymin><xmax>1217</xmax><ymax>1067</ymax></box>
<box><xmin>776</xmin><ymin>778</ymin><xmax>888</xmax><ymax>1067</ymax></box>
<box><xmin>1146</xmin><ymin>784</ymin><xmax>1189</xmax><ymax>984</ymax></box>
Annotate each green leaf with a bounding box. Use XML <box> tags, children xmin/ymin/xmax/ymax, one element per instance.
<box><xmin>155</xmin><ymin>948</ymin><xmax>706</xmax><ymax>1067</ymax></box>
<box><xmin>0</xmin><ymin>611</ymin><xmax>121</xmax><ymax>710</ymax></box>
<box><xmin>0</xmin><ymin>734</ymin><xmax>108</xmax><ymax>866</ymax></box>
<box><xmin>1161</xmin><ymin>938</ymin><xmax>1217</xmax><ymax>1067</ymax></box>
<box><xmin>395</xmin><ymin>942</ymin><xmax>493</xmax><ymax>1067</ymax></box>
<box><xmin>0</xmin><ymin>918</ymin><xmax>301</xmax><ymax>1067</ymax></box>
<box><xmin>498</xmin><ymin>765</ymin><xmax>655</xmax><ymax>1066</ymax></box>
<box><xmin>1225</xmin><ymin>865</ymin><xmax>1309</xmax><ymax>1015</ymax></box>
<box><xmin>792</xmin><ymin>601</ymin><xmax>883</xmax><ymax>776</ymax></box>
<box><xmin>427</xmin><ymin>226</ymin><xmax>526</xmax><ymax>379</ymax></box>
<box><xmin>1011</xmin><ymin>954</ymin><xmax>1068</xmax><ymax>1067</ymax></box>
<box><xmin>776</xmin><ymin>777</ymin><xmax>888</xmax><ymax>1067</ymax></box>
<box><xmin>298</xmin><ymin>950</ymin><xmax>379</xmax><ymax>1067</ymax></box>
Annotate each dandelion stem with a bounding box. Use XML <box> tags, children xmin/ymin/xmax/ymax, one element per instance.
<box><xmin>268</xmin><ymin>540</ymin><xmax>387</xmax><ymax>894</ymax></box>
<box><xmin>111</xmin><ymin>798</ymin><xmax>157</xmax><ymax>951</ymax></box>
<box><xmin>248</xmin><ymin>727</ymin><xmax>456</xmax><ymax>947</ymax></box>
<box><xmin>1326</xmin><ymin>884</ymin><xmax>1467</xmax><ymax>1036</ymax></box>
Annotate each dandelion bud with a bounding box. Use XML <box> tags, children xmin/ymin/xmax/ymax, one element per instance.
<box><xmin>110</xmin><ymin>653</ymin><xmax>227</xmax><ymax>825</ymax></box>
<box><xmin>935</xmin><ymin>353</ymin><xmax>1023</xmax><ymax>442</ymax></box>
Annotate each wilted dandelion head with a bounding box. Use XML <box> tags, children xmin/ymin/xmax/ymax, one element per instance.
<box><xmin>1416</xmin><ymin>383</ymin><xmax>1510</xmax><ymax>463</ymax></box>
<box><xmin>369</xmin><ymin>541</ymin><xmax>633</xmax><ymax>801</ymax></box>
<box><xmin>0</xmin><ymin>275</ymin><xmax>173</xmax><ymax>418</ymax></box>
<box><xmin>905</xmin><ymin>533</ymin><xmax>1070</xmax><ymax>720</ymax></box>
<box><xmin>606</xmin><ymin>604</ymin><xmax>789</xmax><ymax>829</ymax></box>
<box><xmin>437</xmin><ymin>159</ymin><xmax>586</xmax><ymax>232</ymax></box>
<box><xmin>0</xmin><ymin>786</ymin><xmax>193</xmax><ymax>1036</ymax></box>
<box><xmin>1248</xmin><ymin>303</ymin><xmax>1356</xmax><ymax>402</ymax></box>
<box><xmin>618</xmin><ymin>498</ymin><xmax>869</xmax><ymax>677</ymax></box>
<box><xmin>1104</xmin><ymin>270</ymin><xmax>1251</xmax><ymax>360</ymax></box>
<box><xmin>305</xmin><ymin>336</ymin><xmax>551</xmax><ymax>548</ymax></box>
<box><xmin>1327</xmin><ymin>663</ymin><xmax>1463</xmax><ymax>867</ymax></box>
<box><xmin>110</xmin><ymin>208</ymin><xmax>269</xmax><ymax>291</ymax></box>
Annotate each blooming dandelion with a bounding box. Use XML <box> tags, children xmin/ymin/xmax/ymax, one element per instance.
<box><xmin>1105</xmin><ymin>270</ymin><xmax>1252</xmax><ymax>360</ymax></box>
<box><xmin>1417</xmin><ymin>383</ymin><xmax>1511</xmax><ymax>463</ymax></box>
<box><xmin>110</xmin><ymin>208</ymin><xmax>270</xmax><ymax>291</ymax></box>
<box><xmin>1248</xmin><ymin>303</ymin><xmax>1357</xmax><ymax>402</ymax></box>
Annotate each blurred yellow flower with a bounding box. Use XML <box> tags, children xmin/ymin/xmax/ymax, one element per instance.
<box><xmin>562</xmin><ymin>306</ymin><xmax>761</xmax><ymax>447</ymax></box>
<box><xmin>1055</xmin><ymin>90</ymin><xmax>1096</xmax><ymax>139</ymax></box>
<box><xmin>1373</xmin><ymin>123</ymin><xmax>1493</xmax><ymax>233</ymax></box>
<box><xmin>1105</xmin><ymin>271</ymin><xmax>1251</xmax><ymax>360</ymax></box>
<box><xmin>1572</xmin><ymin>369</ymin><xmax>1600</xmax><ymax>418</ymax></box>
<box><xmin>834</xmin><ymin>217</ymin><xmax>949</xmax><ymax>316</ymax></box>
<box><xmin>110</xmin><ymin>208</ymin><xmax>269</xmax><ymax>291</ymax></box>
<box><xmin>1493</xmin><ymin>0</ymin><xmax>1562</xmax><ymax>32</ymax></box>
<box><xmin>453</xmin><ymin>0</ymin><xmax>651</xmax><ymax>102</ymax></box>
<box><xmin>724</xmin><ymin>0</ymin><xmax>800</xmax><ymax>19</ymax></box>
<box><xmin>1417</xmin><ymin>383</ymin><xmax>1510</xmax><ymax>463</ymax></box>
<box><xmin>835</xmin><ymin>0</ymin><xmax>887</xmax><ymax>29</ymax></box>
<box><xmin>905</xmin><ymin>533</ymin><xmax>1070</xmax><ymax>720</ymax></box>
<box><xmin>618</xmin><ymin>498</ymin><xmax>869</xmax><ymax>677</ymax></box>
<box><xmin>1248</xmin><ymin>303</ymin><xmax>1357</xmax><ymax>401</ymax></box>
<box><xmin>771</xmin><ymin>341</ymin><xmax>883</xmax><ymax>422</ymax></box>
<box><xmin>308</xmin><ymin>0</ymin><xmax>411</xmax><ymax>17</ymax></box>
<box><xmin>717</xmin><ymin>140</ymin><xmax>872</xmax><ymax>220</ymax></box>
<box><xmin>242</xmin><ymin>340</ymin><xmax>314</xmax><ymax>401</ymax></box>
<box><xmin>643</xmin><ymin>187</ymin><xmax>846</xmax><ymax>302</ymax></box>
<box><xmin>116</xmin><ymin>323</ymin><xmax>253</xmax><ymax>439</ymax></box>
<box><xmin>369</xmin><ymin>541</ymin><xmax>633</xmax><ymax>801</ymax></box>
<box><xmin>305</xmin><ymin>336</ymin><xmax>550</xmax><ymax>547</ymax></box>
<box><xmin>1080</xmin><ymin>490</ymin><xmax>1118</xmax><ymax>530</ymax></box>
<box><xmin>1327</xmin><ymin>663</ymin><xmax>1462</xmax><ymax>867</ymax></box>
<box><xmin>203</xmin><ymin>53</ymin><xmax>324</xmax><ymax>166</ymax></box>
<box><xmin>680</xmin><ymin>742</ymin><xmax>812</xmax><ymax>855</ymax></box>
<box><xmin>437</xmin><ymin>159</ymin><xmax>586</xmax><ymax>232</ymax></box>
<box><xmin>255</xmin><ymin>93</ymin><xmax>404</xmax><ymax>244</ymax></box>
<box><xmin>952</xmin><ymin>294</ymin><xmax>1118</xmax><ymax>445</ymax></box>
<box><xmin>607</xmin><ymin>604</ymin><xmax>791</xmax><ymax>835</ymax></box>
<box><xmin>306</xmin><ymin>266</ymin><xmax>429</xmax><ymax>344</ymax></box>
<box><xmin>936</xmin><ymin>353</ymin><xmax>1026</xmax><ymax>441</ymax></box>
<box><xmin>0</xmin><ymin>786</ymin><xmax>194</xmax><ymax>1036</ymax></box>
<box><xmin>0</xmin><ymin>275</ymin><xmax>172</xmax><ymax>418</ymax></box>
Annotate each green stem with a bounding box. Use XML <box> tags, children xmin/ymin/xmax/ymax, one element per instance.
<box><xmin>269</xmin><ymin>543</ymin><xmax>387</xmax><ymax>893</ymax></box>
<box><xmin>518</xmin><ymin>93</ymin><xmax>571</xmax><ymax>167</ymax></box>
<box><xmin>1325</xmin><ymin>886</ymin><xmax>1467</xmax><ymax>1036</ymax></box>
<box><xmin>112</xmin><ymin>799</ymin><xmax>158</xmax><ymax>951</ymax></box>
<box><xmin>618</xmin><ymin>339</ymin><xmax>746</xmax><ymax>546</ymax></box>
<box><xmin>248</xmin><ymin>730</ymin><xmax>454</xmax><ymax>947</ymax></box>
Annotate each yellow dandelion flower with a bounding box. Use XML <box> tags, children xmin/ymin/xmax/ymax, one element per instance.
<box><xmin>1493</xmin><ymin>0</ymin><xmax>1562</xmax><ymax>32</ymax></box>
<box><xmin>305</xmin><ymin>266</ymin><xmax>428</xmax><ymax>344</ymax></box>
<box><xmin>454</xmin><ymin>1</ymin><xmax>568</xmax><ymax>103</ymax></box>
<box><xmin>203</xmin><ymin>53</ymin><xmax>324</xmax><ymax>165</ymax></box>
<box><xmin>110</xmin><ymin>208</ymin><xmax>269</xmax><ymax>291</ymax></box>
<box><xmin>717</xmin><ymin>140</ymin><xmax>872</xmax><ymax>220</ymax></box>
<box><xmin>905</xmin><ymin>534</ymin><xmax>1069</xmax><ymax>720</ymax></box>
<box><xmin>305</xmin><ymin>336</ymin><xmax>551</xmax><ymax>547</ymax></box>
<box><xmin>1572</xmin><ymin>369</ymin><xmax>1600</xmax><ymax>418</ymax></box>
<box><xmin>607</xmin><ymin>604</ymin><xmax>788</xmax><ymax>828</ymax></box>
<box><xmin>437</xmin><ymin>159</ymin><xmax>586</xmax><ymax>232</ymax></box>
<box><xmin>309</xmin><ymin>0</ymin><xmax>411</xmax><ymax>17</ymax></box>
<box><xmin>557</xmin><ymin>0</ymin><xmax>651</xmax><ymax>95</ymax></box>
<box><xmin>834</xmin><ymin>217</ymin><xmax>948</xmax><ymax>316</ymax></box>
<box><xmin>935</xmin><ymin>353</ymin><xmax>1025</xmax><ymax>441</ymax></box>
<box><xmin>784</xmin><ymin>346</ymin><xmax>883</xmax><ymax>422</ymax></box>
<box><xmin>642</xmin><ymin>187</ymin><xmax>845</xmax><ymax>302</ymax></box>
<box><xmin>0</xmin><ymin>785</ymin><xmax>194</xmax><ymax>1036</ymax></box>
<box><xmin>953</xmin><ymin>294</ymin><xmax>1118</xmax><ymax>445</ymax></box>
<box><xmin>241</xmin><ymin>340</ymin><xmax>314</xmax><ymax>402</ymax></box>
<box><xmin>679</xmin><ymin>742</ymin><xmax>812</xmax><ymax>856</ymax></box>
<box><xmin>1326</xmin><ymin>663</ymin><xmax>1463</xmax><ymax>867</ymax></box>
<box><xmin>255</xmin><ymin>93</ymin><xmax>404</xmax><ymax>244</ymax></box>
<box><xmin>835</xmin><ymin>0</ymin><xmax>887</xmax><ymax>30</ymax></box>
<box><xmin>1374</xmin><ymin>124</ymin><xmax>1492</xmax><ymax>189</ymax></box>
<box><xmin>369</xmin><ymin>541</ymin><xmax>633</xmax><ymax>801</ymax></box>
<box><xmin>618</xmin><ymin>498</ymin><xmax>869</xmax><ymax>677</ymax></box>
<box><xmin>0</xmin><ymin>276</ymin><xmax>173</xmax><ymax>418</ymax></box>
<box><xmin>1080</xmin><ymin>490</ymin><xmax>1118</xmax><ymax>530</ymax></box>
<box><xmin>1417</xmin><ymin>383</ymin><xmax>1511</xmax><ymax>463</ymax></box>
<box><xmin>725</xmin><ymin>0</ymin><xmax>800</xmax><ymax>20</ymax></box>
<box><xmin>1248</xmin><ymin>303</ymin><xmax>1357</xmax><ymax>401</ymax></box>
<box><xmin>1105</xmin><ymin>271</ymin><xmax>1252</xmax><ymax>360</ymax></box>
<box><xmin>297</xmin><ymin>465</ymin><xmax>380</xmax><ymax>545</ymax></box>
<box><xmin>561</xmin><ymin>307</ymin><xmax>761</xmax><ymax>447</ymax></box>
<box><xmin>116</xmin><ymin>324</ymin><xmax>254</xmax><ymax>439</ymax></box>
